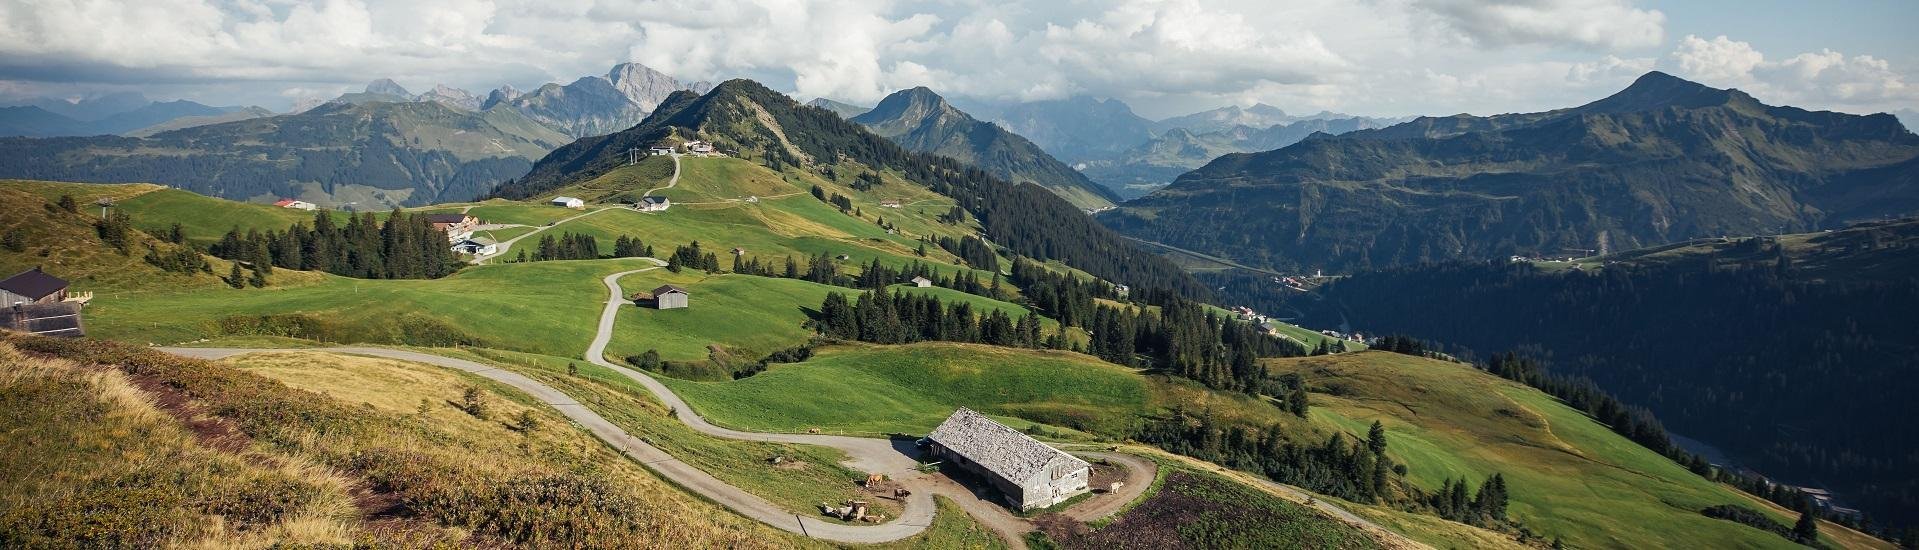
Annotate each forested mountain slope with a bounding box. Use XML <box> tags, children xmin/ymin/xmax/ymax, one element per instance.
<box><xmin>1101</xmin><ymin>71</ymin><xmax>1919</xmax><ymax>272</ymax></box>
<box><xmin>1281</xmin><ymin>219</ymin><xmax>1919</xmax><ymax>531</ymax></box>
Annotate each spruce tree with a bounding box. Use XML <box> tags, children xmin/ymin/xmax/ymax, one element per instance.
<box><xmin>227</xmin><ymin>261</ymin><xmax>244</xmax><ymax>288</ymax></box>
<box><xmin>1793</xmin><ymin>500</ymin><xmax>1820</xmax><ymax>543</ymax></box>
<box><xmin>1368</xmin><ymin>420</ymin><xmax>1388</xmax><ymax>456</ymax></box>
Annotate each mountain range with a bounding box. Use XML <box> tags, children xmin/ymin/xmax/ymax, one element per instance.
<box><xmin>1080</xmin><ymin>115</ymin><xmax>1400</xmax><ymax>199</ymax></box>
<box><xmin>850</xmin><ymin>87</ymin><xmax>1120</xmax><ymax>209</ymax></box>
<box><xmin>1100</xmin><ymin>71</ymin><xmax>1919</xmax><ymax>272</ymax></box>
<box><xmin>806</xmin><ymin>97</ymin><xmax>871</xmax><ymax>119</ymax></box>
<box><xmin>0</xmin><ymin>96</ymin><xmax>264</xmax><ymax>138</ymax></box>
<box><xmin>0</xmin><ymin>100</ymin><xmax>569</xmax><ymax>207</ymax></box>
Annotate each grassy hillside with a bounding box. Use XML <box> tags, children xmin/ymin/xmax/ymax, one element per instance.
<box><xmin>89</xmin><ymin>258</ymin><xmax>652</xmax><ymax>352</ymax></box>
<box><xmin>1268</xmin><ymin>351</ymin><xmax>1871</xmax><ymax>549</ymax></box>
<box><xmin>663</xmin><ymin>342</ymin><xmax>1154</xmax><ymax>437</ymax></box>
<box><xmin>0</xmin><ymin>334</ymin><xmax>804</xmax><ymax>548</ymax></box>
<box><xmin>0</xmin><ymin>179</ymin><xmax>350</xmax><ymax>243</ymax></box>
<box><xmin>605</xmin><ymin>270</ymin><xmax>840</xmax><ymax>367</ymax></box>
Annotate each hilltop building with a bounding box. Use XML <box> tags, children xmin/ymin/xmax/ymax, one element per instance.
<box><xmin>272</xmin><ymin>199</ymin><xmax>317</xmax><ymax>210</ymax></box>
<box><xmin>423</xmin><ymin>213</ymin><xmax>478</xmax><ymax>242</ymax></box>
<box><xmin>653</xmin><ymin>284</ymin><xmax>689</xmax><ymax>309</ymax></box>
<box><xmin>551</xmin><ymin>196</ymin><xmax>584</xmax><ymax>209</ymax></box>
<box><xmin>924</xmin><ymin>408</ymin><xmax>1090</xmax><ymax>510</ymax></box>
<box><xmin>649</xmin><ymin>145</ymin><xmax>674</xmax><ymax>156</ymax></box>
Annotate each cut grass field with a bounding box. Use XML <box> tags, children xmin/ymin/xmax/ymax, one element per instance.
<box><xmin>89</xmin><ymin>258</ymin><xmax>658</xmax><ymax>353</ymax></box>
<box><xmin>1267</xmin><ymin>351</ymin><xmax>1866</xmax><ymax>549</ymax></box>
<box><xmin>662</xmin><ymin>341</ymin><xmax>1153</xmax><ymax>438</ymax></box>
<box><xmin>605</xmin><ymin>271</ymin><xmax>840</xmax><ymax>365</ymax></box>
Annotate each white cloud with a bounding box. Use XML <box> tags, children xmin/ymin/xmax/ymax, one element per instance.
<box><xmin>0</xmin><ymin>1</ymin><xmax>1908</xmax><ymax>119</ymax></box>
<box><xmin>1664</xmin><ymin>35</ymin><xmax>1915</xmax><ymax>114</ymax></box>
<box><xmin>1407</xmin><ymin>0</ymin><xmax>1666</xmax><ymax>50</ymax></box>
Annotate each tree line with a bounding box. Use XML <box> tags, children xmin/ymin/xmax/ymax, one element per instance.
<box><xmin>813</xmin><ymin>287</ymin><xmax>1050</xmax><ymax>349</ymax></box>
<box><xmin>209</xmin><ymin>210</ymin><xmax>460</xmax><ymax>280</ymax></box>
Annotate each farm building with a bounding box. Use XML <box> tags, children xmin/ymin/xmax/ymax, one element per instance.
<box><xmin>880</xmin><ymin>199</ymin><xmax>902</xmax><ymax>208</ymax></box>
<box><xmin>423</xmin><ymin>213</ymin><xmax>478</xmax><ymax>242</ymax></box>
<box><xmin>652</xmin><ymin>284</ymin><xmax>689</xmax><ymax>309</ymax></box>
<box><xmin>638</xmin><ymin>196</ymin><xmax>672</xmax><ymax>212</ymax></box>
<box><xmin>684</xmin><ymin>140</ymin><xmax>714</xmax><ymax>154</ymax></box>
<box><xmin>924</xmin><ymin>407</ymin><xmax>1090</xmax><ymax>510</ymax></box>
<box><xmin>1</xmin><ymin>267</ymin><xmax>69</xmax><ymax>307</ymax></box>
<box><xmin>649</xmin><ymin>146</ymin><xmax>674</xmax><ymax>156</ymax></box>
<box><xmin>911</xmin><ymin>276</ymin><xmax>934</xmax><ymax>288</ymax></box>
<box><xmin>272</xmin><ymin>198</ymin><xmax>317</xmax><ymax>210</ymax></box>
<box><xmin>451</xmin><ymin>237</ymin><xmax>498</xmax><ymax>256</ymax></box>
<box><xmin>551</xmin><ymin>196</ymin><xmax>585</xmax><ymax>208</ymax></box>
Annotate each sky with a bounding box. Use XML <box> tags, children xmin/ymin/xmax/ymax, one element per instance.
<box><xmin>0</xmin><ymin>0</ymin><xmax>1914</xmax><ymax>120</ymax></box>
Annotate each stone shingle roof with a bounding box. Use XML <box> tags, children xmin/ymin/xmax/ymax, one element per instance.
<box><xmin>927</xmin><ymin>407</ymin><xmax>1087</xmax><ymax>484</ymax></box>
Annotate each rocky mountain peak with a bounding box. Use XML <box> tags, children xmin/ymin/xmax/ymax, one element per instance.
<box><xmin>364</xmin><ymin>78</ymin><xmax>411</xmax><ymax>98</ymax></box>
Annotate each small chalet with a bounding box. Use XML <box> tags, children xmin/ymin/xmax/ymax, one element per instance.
<box><xmin>652</xmin><ymin>284</ymin><xmax>689</xmax><ymax>309</ymax></box>
<box><xmin>552</xmin><ymin>196</ymin><xmax>585</xmax><ymax>209</ymax></box>
<box><xmin>911</xmin><ymin>276</ymin><xmax>934</xmax><ymax>288</ymax></box>
<box><xmin>1112</xmin><ymin>284</ymin><xmax>1129</xmax><ymax>297</ymax></box>
<box><xmin>638</xmin><ymin>196</ymin><xmax>671</xmax><ymax>212</ymax></box>
<box><xmin>0</xmin><ymin>267</ymin><xmax>69</xmax><ymax>307</ymax></box>
<box><xmin>423</xmin><ymin>213</ymin><xmax>478</xmax><ymax>242</ymax></box>
<box><xmin>880</xmin><ymin>199</ymin><xmax>902</xmax><ymax>208</ymax></box>
<box><xmin>272</xmin><ymin>198</ymin><xmax>317</xmax><ymax>210</ymax></box>
<box><xmin>684</xmin><ymin>140</ymin><xmax>714</xmax><ymax>154</ymax></box>
<box><xmin>649</xmin><ymin>145</ymin><xmax>674</xmax><ymax>156</ymax></box>
<box><xmin>452</xmin><ymin>237</ymin><xmax>498</xmax><ymax>256</ymax></box>
<box><xmin>924</xmin><ymin>408</ymin><xmax>1090</xmax><ymax>510</ymax></box>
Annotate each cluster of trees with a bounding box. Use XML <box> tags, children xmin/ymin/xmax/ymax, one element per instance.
<box><xmin>143</xmin><ymin>244</ymin><xmax>211</xmax><ymax>275</ymax></box>
<box><xmin>1287</xmin><ymin>251</ymin><xmax>1919</xmax><ymax>533</ymax></box>
<box><xmin>209</xmin><ymin>211</ymin><xmax>459</xmax><ymax>280</ymax></box>
<box><xmin>665</xmin><ymin>241</ymin><xmax>721</xmax><ymax>273</ymax></box>
<box><xmin>809</xmin><ymin>185</ymin><xmax>856</xmax><ymax>214</ymax></box>
<box><xmin>1095</xmin><ymin>295</ymin><xmax>1305</xmax><ymax>394</ymax></box>
<box><xmin>531</xmin><ymin>233</ymin><xmax>600</xmax><ymax>261</ymax></box>
<box><xmin>1429</xmin><ymin>474</ymin><xmax>1510</xmax><ymax>527</ymax></box>
<box><xmin>612</xmin><ymin>236</ymin><xmax>653</xmax><ymax>258</ymax></box>
<box><xmin>93</xmin><ymin>208</ymin><xmax>134</xmax><ymax>253</ymax></box>
<box><xmin>934</xmin><ymin>235</ymin><xmax>999</xmax><ymax>271</ymax></box>
<box><xmin>1007</xmin><ymin>257</ymin><xmax>1118</xmax><ymax>327</ymax></box>
<box><xmin>814</xmin><ymin>288</ymin><xmax>1050</xmax><ymax>349</ymax></box>
<box><xmin>1134</xmin><ymin>413</ymin><xmax>1401</xmax><ymax>505</ymax></box>
<box><xmin>1702</xmin><ymin>504</ymin><xmax>1823</xmax><ymax>547</ymax></box>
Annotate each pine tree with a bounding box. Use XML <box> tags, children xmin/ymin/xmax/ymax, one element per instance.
<box><xmin>1367</xmin><ymin>420</ymin><xmax>1388</xmax><ymax>456</ymax></box>
<box><xmin>1793</xmin><ymin>499</ymin><xmax>1820</xmax><ymax>543</ymax></box>
<box><xmin>227</xmin><ymin>261</ymin><xmax>245</xmax><ymax>289</ymax></box>
<box><xmin>247</xmin><ymin>264</ymin><xmax>267</xmax><ymax>288</ymax></box>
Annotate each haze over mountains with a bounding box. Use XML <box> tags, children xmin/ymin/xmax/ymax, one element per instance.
<box><xmin>850</xmin><ymin>87</ymin><xmax>1121</xmax><ymax>209</ymax></box>
<box><xmin>1100</xmin><ymin>71</ymin><xmax>1919</xmax><ymax>272</ymax></box>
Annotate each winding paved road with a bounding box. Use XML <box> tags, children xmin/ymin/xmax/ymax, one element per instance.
<box><xmin>156</xmin><ymin>249</ymin><xmax>1407</xmax><ymax>547</ymax></box>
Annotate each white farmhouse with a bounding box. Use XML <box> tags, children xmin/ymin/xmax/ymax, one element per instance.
<box><xmin>638</xmin><ymin>196</ymin><xmax>671</xmax><ymax>212</ymax></box>
<box><xmin>924</xmin><ymin>408</ymin><xmax>1090</xmax><ymax>510</ymax></box>
<box><xmin>551</xmin><ymin>196</ymin><xmax>584</xmax><ymax>208</ymax></box>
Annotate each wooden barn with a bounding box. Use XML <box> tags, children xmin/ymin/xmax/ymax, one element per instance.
<box><xmin>0</xmin><ymin>267</ymin><xmax>68</xmax><ymax>307</ymax></box>
<box><xmin>652</xmin><ymin>284</ymin><xmax>689</xmax><ymax>309</ymax></box>
<box><xmin>924</xmin><ymin>408</ymin><xmax>1090</xmax><ymax>510</ymax></box>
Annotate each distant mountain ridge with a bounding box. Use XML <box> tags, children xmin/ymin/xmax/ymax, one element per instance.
<box><xmin>851</xmin><ymin>87</ymin><xmax>1120</xmax><ymax>209</ymax></box>
<box><xmin>0</xmin><ymin>100</ymin><xmax>569</xmax><ymax>207</ymax></box>
<box><xmin>491</xmin><ymin>63</ymin><xmax>711</xmax><ymax>138</ymax></box>
<box><xmin>1100</xmin><ymin>71</ymin><xmax>1919</xmax><ymax>272</ymax></box>
<box><xmin>806</xmin><ymin>97</ymin><xmax>870</xmax><ymax>119</ymax></box>
<box><xmin>0</xmin><ymin>98</ymin><xmax>260</xmax><ymax>137</ymax></box>
<box><xmin>1081</xmin><ymin>116</ymin><xmax>1398</xmax><ymax>198</ymax></box>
